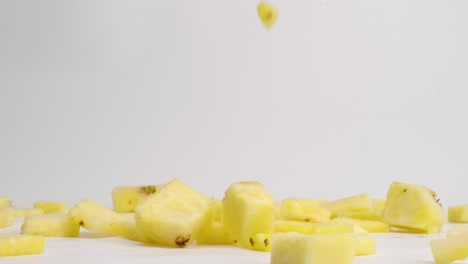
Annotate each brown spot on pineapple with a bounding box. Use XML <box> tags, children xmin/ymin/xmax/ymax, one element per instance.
<box><xmin>79</xmin><ymin>220</ymin><xmax>84</xmax><ymax>226</ymax></box>
<box><xmin>175</xmin><ymin>235</ymin><xmax>191</xmax><ymax>247</ymax></box>
<box><xmin>249</xmin><ymin>237</ymin><xmax>255</xmax><ymax>247</ymax></box>
<box><xmin>141</xmin><ymin>185</ymin><xmax>157</xmax><ymax>195</ymax></box>
<box><xmin>304</xmin><ymin>218</ymin><xmax>310</xmax><ymax>222</ymax></box>
<box><xmin>128</xmin><ymin>200</ymin><xmax>132</xmax><ymax>204</ymax></box>
<box><xmin>264</xmin><ymin>238</ymin><xmax>269</xmax><ymax>247</ymax></box>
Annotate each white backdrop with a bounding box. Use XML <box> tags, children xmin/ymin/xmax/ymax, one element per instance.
<box><xmin>1</xmin><ymin>0</ymin><xmax>467</xmax><ymax>209</ymax></box>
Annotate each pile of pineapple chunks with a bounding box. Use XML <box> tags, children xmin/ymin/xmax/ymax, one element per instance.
<box><xmin>1</xmin><ymin>180</ymin><xmax>468</xmax><ymax>264</ymax></box>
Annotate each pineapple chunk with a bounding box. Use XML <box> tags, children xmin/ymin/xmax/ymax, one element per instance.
<box><xmin>135</xmin><ymin>178</ymin><xmax>213</xmax><ymax>247</ymax></box>
<box><xmin>0</xmin><ymin>207</ymin><xmax>14</xmax><ymax>229</ymax></box>
<box><xmin>0</xmin><ymin>235</ymin><xmax>45</xmax><ymax>256</ymax></box>
<box><xmin>120</xmin><ymin>221</ymin><xmax>152</xmax><ymax>243</ymax></box>
<box><xmin>274</xmin><ymin>201</ymin><xmax>283</xmax><ymax>220</ymax></box>
<box><xmin>326</xmin><ymin>193</ymin><xmax>373</xmax><ymax>218</ymax></box>
<box><xmin>354</xmin><ymin>234</ymin><xmax>376</xmax><ymax>256</ymax></box>
<box><xmin>68</xmin><ymin>199</ymin><xmax>127</xmax><ymax>236</ymax></box>
<box><xmin>430</xmin><ymin>233</ymin><xmax>468</xmax><ymax>264</ymax></box>
<box><xmin>270</xmin><ymin>232</ymin><xmax>356</xmax><ymax>264</ymax></box>
<box><xmin>21</xmin><ymin>212</ymin><xmax>79</xmax><ymax>237</ymax></box>
<box><xmin>274</xmin><ymin>220</ymin><xmax>317</xmax><ymax>234</ymax></box>
<box><xmin>446</xmin><ymin>225</ymin><xmax>468</xmax><ymax>238</ymax></box>
<box><xmin>196</xmin><ymin>221</ymin><xmax>234</xmax><ymax>245</ymax></box>
<box><xmin>448</xmin><ymin>205</ymin><xmax>468</xmax><ymax>223</ymax></box>
<box><xmin>249</xmin><ymin>233</ymin><xmax>272</xmax><ymax>252</ymax></box>
<box><xmin>332</xmin><ymin>217</ymin><xmax>389</xmax><ymax>233</ymax></box>
<box><xmin>211</xmin><ymin>198</ymin><xmax>223</xmax><ymax>222</ymax></box>
<box><xmin>280</xmin><ymin>199</ymin><xmax>330</xmax><ymax>223</ymax></box>
<box><xmin>13</xmin><ymin>207</ymin><xmax>44</xmax><ymax>218</ymax></box>
<box><xmin>34</xmin><ymin>201</ymin><xmax>69</xmax><ymax>214</ymax></box>
<box><xmin>112</xmin><ymin>185</ymin><xmax>159</xmax><ymax>213</ymax></box>
<box><xmin>223</xmin><ymin>181</ymin><xmax>275</xmax><ymax>250</ymax></box>
<box><xmin>274</xmin><ymin>220</ymin><xmax>360</xmax><ymax>235</ymax></box>
<box><xmin>257</xmin><ymin>2</ymin><xmax>278</xmax><ymax>29</ymax></box>
<box><xmin>336</xmin><ymin>211</ymin><xmax>383</xmax><ymax>221</ymax></box>
<box><xmin>373</xmin><ymin>199</ymin><xmax>386</xmax><ymax>212</ymax></box>
<box><xmin>0</xmin><ymin>197</ymin><xmax>12</xmax><ymax>207</ymax></box>
<box><xmin>382</xmin><ymin>182</ymin><xmax>446</xmax><ymax>233</ymax></box>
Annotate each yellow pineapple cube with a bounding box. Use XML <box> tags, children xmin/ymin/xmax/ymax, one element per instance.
<box><xmin>34</xmin><ymin>201</ymin><xmax>69</xmax><ymax>214</ymax></box>
<box><xmin>336</xmin><ymin>211</ymin><xmax>383</xmax><ymax>221</ymax></box>
<box><xmin>0</xmin><ymin>197</ymin><xmax>12</xmax><ymax>207</ymax></box>
<box><xmin>326</xmin><ymin>193</ymin><xmax>373</xmax><ymax>218</ymax></box>
<box><xmin>112</xmin><ymin>185</ymin><xmax>159</xmax><ymax>213</ymax></box>
<box><xmin>332</xmin><ymin>217</ymin><xmax>389</xmax><ymax>233</ymax></box>
<box><xmin>21</xmin><ymin>212</ymin><xmax>79</xmax><ymax>237</ymax></box>
<box><xmin>446</xmin><ymin>225</ymin><xmax>468</xmax><ymax>238</ymax></box>
<box><xmin>448</xmin><ymin>205</ymin><xmax>468</xmax><ymax>223</ymax></box>
<box><xmin>135</xmin><ymin>178</ymin><xmax>213</xmax><ymax>247</ymax></box>
<box><xmin>68</xmin><ymin>199</ymin><xmax>127</xmax><ymax>236</ymax></box>
<box><xmin>280</xmin><ymin>199</ymin><xmax>330</xmax><ymax>223</ymax></box>
<box><xmin>0</xmin><ymin>207</ymin><xmax>14</xmax><ymax>229</ymax></box>
<box><xmin>222</xmin><ymin>181</ymin><xmax>275</xmax><ymax>250</ymax></box>
<box><xmin>119</xmin><ymin>221</ymin><xmax>152</xmax><ymax>243</ymax></box>
<box><xmin>382</xmin><ymin>182</ymin><xmax>446</xmax><ymax>233</ymax></box>
<box><xmin>211</xmin><ymin>198</ymin><xmax>223</xmax><ymax>222</ymax></box>
<box><xmin>13</xmin><ymin>207</ymin><xmax>44</xmax><ymax>218</ymax></box>
<box><xmin>274</xmin><ymin>220</ymin><xmax>317</xmax><ymax>234</ymax></box>
<box><xmin>373</xmin><ymin>199</ymin><xmax>386</xmax><ymax>212</ymax></box>
<box><xmin>354</xmin><ymin>234</ymin><xmax>376</xmax><ymax>256</ymax></box>
<box><xmin>430</xmin><ymin>232</ymin><xmax>468</xmax><ymax>264</ymax></box>
<box><xmin>0</xmin><ymin>235</ymin><xmax>45</xmax><ymax>256</ymax></box>
<box><xmin>270</xmin><ymin>232</ymin><xmax>356</xmax><ymax>264</ymax></box>
<box><xmin>249</xmin><ymin>233</ymin><xmax>272</xmax><ymax>252</ymax></box>
<box><xmin>274</xmin><ymin>201</ymin><xmax>283</xmax><ymax>220</ymax></box>
<box><xmin>196</xmin><ymin>221</ymin><xmax>234</xmax><ymax>245</ymax></box>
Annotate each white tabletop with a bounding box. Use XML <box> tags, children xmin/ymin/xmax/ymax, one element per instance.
<box><xmin>0</xmin><ymin>219</ymin><xmax>454</xmax><ymax>264</ymax></box>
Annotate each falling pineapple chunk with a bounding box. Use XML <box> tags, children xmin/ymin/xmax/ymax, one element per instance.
<box><xmin>34</xmin><ymin>201</ymin><xmax>69</xmax><ymax>214</ymax></box>
<box><xmin>0</xmin><ymin>197</ymin><xmax>12</xmax><ymax>207</ymax></box>
<box><xmin>270</xmin><ymin>232</ymin><xmax>356</xmax><ymax>264</ymax></box>
<box><xmin>21</xmin><ymin>212</ymin><xmax>79</xmax><ymax>237</ymax></box>
<box><xmin>280</xmin><ymin>199</ymin><xmax>330</xmax><ymax>223</ymax></box>
<box><xmin>68</xmin><ymin>199</ymin><xmax>127</xmax><ymax>236</ymax></box>
<box><xmin>112</xmin><ymin>185</ymin><xmax>159</xmax><ymax>213</ymax></box>
<box><xmin>448</xmin><ymin>205</ymin><xmax>468</xmax><ymax>223</ymax></box>
<box><xmin>257</xmin><ymin>1</ymin><xmax>278</xmax><ymax>29</ymax></box>
<box><xmin>0</xmin><ymin>207</ymin><xmax>14</xmax><ymax>229</ymax></box>
<box><xmin>430</xmin><ymin>232</ymin><xmax>468</xmax><ymax>264</ymax></box>
<box><xmin>382</xmin><ymin>182</ymin><xmax>446</xmax><ymax>234</ymax></box>
<box><xmin>135</xmin><ymin>178</ymin><xmax>213</xmax><ymax>247</ymax></box>
<box><xmin>0</xmin><ymin>235</ymin><xmax>45</xmax><ymax>257</ymax></box>
<box><xmin>223</xmin><ymin>181</ymin><xmax>275</xmax><ymax>251</ymax></box>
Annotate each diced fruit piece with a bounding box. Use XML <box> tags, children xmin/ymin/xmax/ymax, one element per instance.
<box><xmin>332</xmin><ymin>217</ymin><xmax>389</xmax><ymax>233</ymax></box>
<box><xmin>430</xmin><ymin>233</ymin><xmax>468</xmax><ymax>264</ymax></box>
<box><xmin>13</xmin><ymin>207</ymin><xmax>44</xmax><ymax>218</ymax></box>
<box><xmin>211</xmin><ymin>198</ymin><xmax>223</xmax><ymax>222</ymax></box>
<box><xmin>120</xmin><ymin>221</ymin><xmax>152</xmax><ymax>243</ymax></box>
<box><xmin>34</xmin><ymin>201</ymin><xmax>69</xmax><ymax>214</ymax></box>
<box><xmin>336</xmin><ymin>211</ymin><xmax>383</xmax><ymax>221</ymax></box>
<box><xmin>21</xmin><ymin>212</ymin><xmax>79</xmax><ymax>237</ymax></box>
<box><xmin>354</xmin><ymin>234</ymin><xmax>376</xmax><ymax>256</ymax></box>
<box><xmin>257</xmin><ymin>2</ymin><xmax>278</xmax><ymax>29</ymax></box>
<box><xmin>0</xmin><ymin>197</ymin><xmax>12</xmax><ymax>207</ymax></box>
<box><xmin>68</xmin><ymin>199</ymin><xmax>127</xmax><ymax>236</ymax></box>
<box><xmin>223</xmin><ymin>181</ymin><xmax>275</xmax><ymax>250</ymax></box>
<box><xmin>373</xmin><ymin>199</ymin><xmax>386</xmax><ymax>212</ymax></box>
<box><xmin>326</xmin><ymin>193</ymin><xmax>373</xmax><ymax>218</ymax></box>
<box><xmin>274</xmin><ymin>220</ymin><xmax>317</xmax><ymax>234</ymax></box>
<box><xmin>0</xmin><ymin>207</ymin><xmax>14</xmax><ymax>228</ymax></box>
<box><xmin>274</xmin><ymin>219</ymin><xmax>360</xmax><ymax>235</ymax></box>
<box><xmin>196</xmin><ymin>221</ymin><xmax>234</xmax><ymax>245</ymax></box>
<box><xmin>270</xmin><ymin>232</ymin><xmax>356</xmax><ymax>264</ymax></box>
<box><xmin>0</xmin><ymin>235</ymin><xmax>45</xmax><ymax>256</ymax></box>
<box><xmin>280</xmin><ymin>199</ymin><xmax>330</xmax><ymax>223</ymax></box>
<box><xmin>112</xmin><ymin>185</ymin><xmax>159</xmax><ymax>213</ymax></box>
<box><xmin>274</xmin><ymin>202</ymin><xmax>283</xmax><ymax>220</ymax></box>
<box><xmin>382</xmin><ymin>182</ymin><xmax>446</xmax><ymax>234</ymax></box>
<box><xmin>135</xmin><ymin>178</ymin><xmax>213</xmax><ymax>247</ymax></box>
<box><xmin>249</xmin><ymin>233</ymin><xmax>272</xmax><ymax>252</ymax></box>
<box><xmin>448</xmin><ymin>205</ymin><xmax>468</xmax><ymax>223</ymax></box>
<box><xmin>446</xmin><ymin>225</ymin><xmax>468</xmax><ymax>238</ymax></box>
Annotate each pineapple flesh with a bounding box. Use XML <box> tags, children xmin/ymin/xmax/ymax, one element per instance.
<box><xmin>446</xmin><ymin>225</ymin><xmax>468</xmax><ymax>238</ymax></box>
<box><xmin>257</xmin><ymin>1</ymin><xmax>278</xmax><ymax>29</ymax></box>
<box><xmin>326</xmin><ymin>193</ymin><xmax>373</xmax><ymax>218</ymax></box>
<box><xmin>34</xmin><ymin>201</ymin><xmax>69</xmax><ymax>214</ymax></box>
<box><xmin>119</xmin><ymin>220</ymin><xmax>152</xmax><ymax>243</ymax></box>
<box><xmin>112</xmin><ymin>185</ymin><xmax>159</xmax><ymax>213</ymax></box>
<box><xmin>0</xmin><ymin>235</ymin><xmax>45</xmax><ymax>257</ymax></box>
<box><xmin>270</xmin><ymin>232</ymin><xmax>356</xmax><ymax>264</ymax></box>
<box><xmin>382</xmin><ymin>182</ymin><xmax>446</xmax><ymax>233</ymax></box>
<box><xmin>280</xmin><ymin>199</ymin><xmax>330</xmax><ymax>223</ymax></box>
<box><xmin>68</xmin><ymin>199</ymin><xmax>127</xmax><ymax>236</ymax></box>
<box><xmin>0</xmin><ymin>207</ymin><xmax>14</xmax><ymax>229</ymax></box>
<box><xmin>135</xmin><ymin>179</ymin><xmax>213</xmax><ymax>247</ymax></box>
<box><xmin>430</xmin><ymin>233</ymin><xmax>468</xmax><ymax>264</ymax></box>
<box><xmin>0</xmin><ymin>197</ymin><xmax>12</xmax><ymax>207</ymax></box>
<box><xmin>448</xmin><ymin>205</ymin><xmax>468</xmax><ymax>223</ymax></box>
<box><xmin>223</xmin><ymin>181</ymin><xmax>275</xmax><ymax>250</ymax></box>
<box><xmin>21</xmin><ymin>212</ymin><xmax>79</xmax><ymax>237</ymax></box>
<box><xmin>13</xmin><ymin>207</ymin><xmax>44</xmax><ymax>218</ymax></box>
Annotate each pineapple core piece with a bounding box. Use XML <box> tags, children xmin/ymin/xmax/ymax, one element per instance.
<box><xmin>0</xmin><ymin>235</ymin><xmax>45</xmax><ymax>257</ymax></box>
<box><xmin>0</xmin><ymin>207</ymin><xmax>14</xmax><ymax>229</ymax></box>
<box><xmin>382</xmin><ymin>182</ymin><xmax>446</xmax><ymax>233</ymax></box>
<box><xmin>68</xmin><ymin>199</ymin><xmax>127</xmax><ymax>236</ymax></box>
<box><xmin>135</xmin><ymin>178</ymin><xmax>213</xmax><ymax>247</ymax></box>
<box><xmin>0</xmin><ymin>197</ymin><xmax>12</xmax><ymax>207</ymax></box>
<box><xmin>34</xmin><ymin>201</ymin><xmax>69</xmax><ymax>214</ymax></box>
<box><xmin>280</xmin><ymin>199</ymin><xmax>330</xmax><ymax>223</ymax></box>
<box><xmin>431</xmin><ymin>233</ymin><xmax>468</xmax><ymax>264</ymax></box>
<box><xmin>223</xmin><ymin>181</ymin><xmax>275</xmax><ymax>250</ymax></box>
<box><xmin>112</xmin><ymin>185</ymin><xmax>159</xmax><ymax>213</ymax></box>
<box><xmin>270</xmin><ymin>232</ymin><xmax>356</xmax><ymax>264</ymax></box>
<box><xmin>21</xmin><ymin>212</ymin><xmax>79</xmax><ymax>237</ymax></box>
<box><xmin>448</xmin><ymin>205</ymin><xmax>468</xmax><ymax>223</ymax></box>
